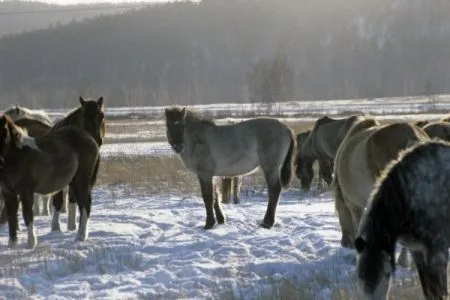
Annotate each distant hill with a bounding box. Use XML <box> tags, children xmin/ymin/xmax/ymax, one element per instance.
<box><xmin>0</xmin><ymin>0</ymin><xmax>450</xmax><ymax>108</ymax></box>
<box><xmin>0</xmin><ymin>1</ymin><xmax>151</xmax><ymax>37</ymax></box>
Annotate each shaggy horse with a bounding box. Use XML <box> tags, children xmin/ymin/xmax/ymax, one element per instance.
<box><xmin>355</xmin><ymin>140</ymin><xmax>450</xmax><ymax>300</ymax></box>
<box><xmin>0</xmin><ymin>115</ymin><xmax>99</xmax><ymax>248</ymax></box>
<box><xmin>333</xmin><ymin>118</ymin><xmax>429</xmax><ymax>249</ymax></box>
<box><xmin>165</xmin><ymin>106</ymin><xmax>295</xmax><ymax>229</ymax></box>
<box><xmin>295</xmin><ymin>129</ymin><xmax>332</xmax><ymax>191</ymax></box>
<box><xmin>3</xmin><ymin>108</ymin><xmax>58</xmax><ymax>216</ymax></box>
<box><xmin>296</xmin><ymin>115</ymin><xmax>364</xmax><ymax>191</ymax></box>
<box><xmin>49</xmin><ymin>96</ymin><xmax>105</xmax><ymax>232</ymax></box>
<box><xmin>423</xmin><ymin>122</ymin><xmax>450</xmax><ymax>142</ymax></box>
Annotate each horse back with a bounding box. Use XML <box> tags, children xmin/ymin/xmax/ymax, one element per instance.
<box><xmin>14</xmin><ymin>118</ymin><xmax>51</xmax><ymax>137</ymax></box>
<box><xmin>366</xmin><ymin>122</ymin><xmax>428</xmax><ymax>177</ymax></box>
<box><xmin>423</xmin><ymin>122</ymin><xmax>450</xmax><ymax>142</ymax></box>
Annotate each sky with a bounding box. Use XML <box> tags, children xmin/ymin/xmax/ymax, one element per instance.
<box><xmin>8</xmin><ymin>0</ymin><xmax>171</xmax><ymax>5</ymax></box>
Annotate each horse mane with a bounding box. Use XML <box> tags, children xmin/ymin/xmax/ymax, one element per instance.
<box><xmin>53</xmin><ymin>105</ymin><xmax>81</xmax><ymax>129</ymax></box>
<box><xmin>4</xmin><ymin>106</ymin><xmax>53</xmax><ymax>126</ymax></box>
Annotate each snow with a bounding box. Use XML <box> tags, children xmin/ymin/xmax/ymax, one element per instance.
<box><xmin>0</xmin><ymin>187</ymin><xmax>415</xmax><ymax>299</ymax></box>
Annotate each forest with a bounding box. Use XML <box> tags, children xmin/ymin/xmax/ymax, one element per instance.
<box><xmin>0</xmin><ymin>0</ymin><xmax>449</xmax><ymax>108</ymax></box>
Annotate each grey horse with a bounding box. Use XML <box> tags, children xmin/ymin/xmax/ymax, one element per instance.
<box><xmin>165</xmin><ymin>106</ymin><xmax>295</xmax><ymax>229</ymax></box>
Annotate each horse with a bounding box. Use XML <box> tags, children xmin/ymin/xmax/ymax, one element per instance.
<box><xmin>355</xmin><ymin>139</ymin><xmax>450</xmax><ymax>300</ymax></box>
<box><xmin>296</xmin><ymin>115</ymin><xmax>364</xmax><ymax>191</ymax></box>
<box><xmin>423</xmin><ymin>122</ymin><xmax>450</xmax><ymax>142</ymax></box>
<box><xmin>333</xmin><ymin>118</ymin><xmax>429</xmax><ymax>249</ymax></box>
<box><xmin>3</xmin><ymin>105</ymin><xmax>53</xmax><ymax>127</ymax></box>
<box><xmin>0</xmin><ymin>115</ymin><xmax>100</xmax><ymax>248</ymax></box>
<box><xmin>49</xmin><ymin>96</ymin><xmax>105</xmax><ymax>233</ymax></box>
<box><xmin>3</xmin><ymin>108</ymin><xmax>59</xmax><ymax>216</ymax></box>
<box><xmin>165</xmin><ymin>106</ymin><xmax>295</xmax><ymax>229</ymax></box>
<box><xmin>295</xmin><ymin>129</ymin><xmax>331</xmax><ymax>191</ymax></box>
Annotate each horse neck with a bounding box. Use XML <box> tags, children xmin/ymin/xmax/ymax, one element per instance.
<box><xmin>54</xmin><ymin>108</ymin><xmax>82</xmax><ymax>129</ymax></box>
<box><xmin>366</xmin><ymin>175</ymin><xmax>405</xmax><ymax>249</ymax></box>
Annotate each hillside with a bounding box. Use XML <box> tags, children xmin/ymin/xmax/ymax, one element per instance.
<box><xmin>0</xmin><ymin>1</ymin><xmax>150</xmax><ymax>37</ymax></box>
<box><xmin>0</xmin><ymin>0</ymin><xmax>450</xmax><ymax>108</ymax></box>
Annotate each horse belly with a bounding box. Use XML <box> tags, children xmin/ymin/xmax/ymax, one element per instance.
<box><xmin>213</xmin><ymin>149</ymin><xmax>260</xmax><ymax>177</ymax></box>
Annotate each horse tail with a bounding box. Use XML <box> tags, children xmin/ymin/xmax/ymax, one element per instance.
<box><xmin>90</xmin><ymin>156</ymin><xmax>101</xmax><ymax>187</ymax></box>
<box><xmin>280</xmin><ymin>129</ymin><xmax>296</xmax><ymax>188</ymax></box>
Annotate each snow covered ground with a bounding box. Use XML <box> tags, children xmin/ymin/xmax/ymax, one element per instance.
<box><xmin>0</xmin><ymin>186</ymin><xmax>416</xmax><ymax>299</ymax></box>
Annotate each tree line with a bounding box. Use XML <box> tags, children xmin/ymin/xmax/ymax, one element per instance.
<box><xmin>0</xmin><ymin>0</ymin><xmax>450</xmax><ymax>108</ymax></box>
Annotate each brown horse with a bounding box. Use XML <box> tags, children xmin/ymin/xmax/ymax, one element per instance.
<box><xmin>423</xmin><ymin>122</ymin><xmax>450</xmax><ymax>142</ymax></box>
<box><xmin>0</xmin><ymin>115</ymin><xmax>100</xmax><ymax>249</ymax></box>
<box><xmin>49</xmin><ymin>96</ymin><xmax>105</xmax><ymax>232</ymax></box>
<box><xmin>333</xmin><ymin>118</ymin><xmax>429</xmax><ymax>249</ymax></box>
<box><xmin>295</xmin><ymin>129</ymin><xmax>332</xmax><ymax>191</ymax></box>
<box><xmin>296</xmin><ymin>115</ymin><xmax>364</xmax><ymax>191</ymax></box>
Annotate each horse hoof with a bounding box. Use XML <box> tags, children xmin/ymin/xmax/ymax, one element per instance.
<box><xmin>216</xmin><ymin>216</ymin><xmax>226</xmax><ymax>224</ymax></box>
<box><xmin>203</xmin><ymin>222</ymin><xmax>215</xmax><ymax>230</ymax></box>
<box><xmin>51</xmin><ymin>225</ymin><xmax>61</xmax><ymax>233</ymax></box>
<box><xmin>27</xmin><ymin>239</ymin><xmax>37</xmax><ymax>250</ymax></box>
<box><xmin>259</xmin><ymin>221</ymin><xmax>273</xmax><ymax>229</ymax></box>
<box><xmin>341</xmin><ymin>237</ymin><xmax>354</xmax><ymax>249</ymax></box>
<box><xmin>8</xmin><ymin>238</ymin><xmax>18</xmax><ymax>249</ymax></box>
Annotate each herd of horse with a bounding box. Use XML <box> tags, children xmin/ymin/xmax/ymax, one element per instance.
<box><xmin>0</xmin><ymin>100</ymin><xmax>449</xmax><ymax>299</ymax></box>
<box><xmin>165</xmin><ymin>106</ymin><xmax>450</xmax><ymax>300</ymax></box>
<box><xmin>0</xmin><ymin>97</ymin><xmax>104</xmax><ymax>248</ymax></box>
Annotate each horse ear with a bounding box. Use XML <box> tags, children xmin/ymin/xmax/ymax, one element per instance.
<box><xmin>79</xmin><ymin>96</ymin><xmax>86</xmax><ymax>106</ymax></box>
<box><xmin>97</xmin><ymin>97</ymin><xmax>104</xmax><ymax>108</ymax></box>
<box><xmin>355</xmin><ymin>237</ymin><xmax>366</xmax><ymax>253</ymax></box>
<box><xmin>181</xmin><ymin>107</ymin><xmax>186</xmax><ymax>118</ymax></box>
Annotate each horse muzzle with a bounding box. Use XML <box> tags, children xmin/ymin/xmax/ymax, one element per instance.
<box><xmin>171</xmin><ymin>143</ymin><xmax>184</xmax><ymax>153</ymax></box>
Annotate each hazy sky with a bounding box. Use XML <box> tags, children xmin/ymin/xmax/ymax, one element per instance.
<box><xmin>26</xmin><ymin>0</ymin><xmax>170</xmax><ymax>5</ymax></box>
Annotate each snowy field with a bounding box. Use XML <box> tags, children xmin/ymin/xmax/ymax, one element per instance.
<box><xmin>0</xmin><ymin>187</ymin><xmax>417</xmax><ymax>299</ymax></box>
<box><xmin>0</xmin><ymin>96</ymin><xmax>446</xmax><ymax>299</ymax></box>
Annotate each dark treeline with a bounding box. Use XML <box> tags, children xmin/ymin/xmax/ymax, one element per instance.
<box><xmin>0</xmin><ymin>0</ymin><xmax>450</xmax><ymax>108</ymax></box>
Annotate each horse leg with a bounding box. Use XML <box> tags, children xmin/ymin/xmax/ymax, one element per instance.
<box><xmin>4</xmin><ymin>190</ymin><xmax>19</xmax><ymax>248</ymax></box>
<box><xmin>397</xmin><ymin>247</ymin><xmax>410</xmax><ymax>268</ymax></box>
<box><xmin>261</xmin><ymin>171</ymin><xmax>281</xmax><ymax>229</ymax></box>
<box><xmin>334</xmin><ymin>190</ymin><xmax>355</xmax><ymax>248</ymax></box>
<box><xmin>61</xmin><ymin>187</ymin><xmax>68</xmax><ymax>213</ymax></box>
<box><xmin>69</xmin><ymin>177</ymin><xmax>92</xmax><ymax>242</ymax></box>
<box><xmin>20</xmin><ymin>190</ymin><xmax>37</xmax><ymax>249</ymax></box>
<box><xmin>199</xmin><ymin>176</ymin><xmax>216</xmax><ymax>230</ymax></box>
<box><xmin>232</xmin><ymin>177</ymin><xmax>241</xmax><ymax>204</ymax></box>
<box><xmin>221</xmin><ymin>177</ymin><xmax>231</xmax><ymax>204</ymax></box>
<box><xmin>42</xmin><ymin>195</ymin><xmax>51</xmax><ymax>216</ymax></box>
<box><xmin>51</xmin><ymin>191</ymin><xmax>64</xmax><ymax>232</ymax></box>
<box><xmin>67</xmin><ymin>187</ymin><xmax>77</xmax><ymax>231</ymax></box>
<box><xmin>213</xmin><ymin>189</ymin><xmax>225</xmax><ymax>224</ymax></box>
<box><xmin>411</xmin><ymin>250</ymin><xmax>448</xmax><ymax>299</ymax></box>
<box><xmin>33</xmin><ymin>194</ymin><xmax>40</xmax><ymax>216</ymax></box>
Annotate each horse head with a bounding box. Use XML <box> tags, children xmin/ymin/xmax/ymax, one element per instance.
<box><xmin>165</xmin><ymin>106</ymin><xmax>187</xmax><ymax>154</ymax></box>
<box><xmin>79</xmin><ymin>96</ymin><xmax>105</xmax><ymax>146</ymax></box>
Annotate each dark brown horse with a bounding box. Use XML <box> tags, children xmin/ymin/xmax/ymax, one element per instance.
<box><xmin>0</xmin><ymin>115</ymin><xmax>100</xmax><ymax>249</ymax></box>
<box><xmin>49</xmin><ymin>96</ymin><xmax>105</xmax><ymax>232</ymax></box>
